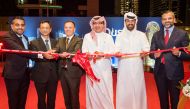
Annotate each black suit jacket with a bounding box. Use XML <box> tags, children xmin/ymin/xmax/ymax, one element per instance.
<box><xmin>150</xmin><ymin>27</ymin><xmax>189</xmax><ymax>80</ymax></box>
<box><xmin>180</xmin><ymin>51</ymin><xmax>190</xmax><ymax>61</ymax></box>
<box><xmin>0</xmin><ymin>31</ymin><xmax>33</xmax><ymax>79</ymax></box>
<box><xmin>29</xmin><ymin>37</ymin><xmax>58</xmax><ymax>83</ymax></box>
<box><xmin>54</xmin><ymin>36</ymin><xmax>83</xmax><ymax>78</ymax></box>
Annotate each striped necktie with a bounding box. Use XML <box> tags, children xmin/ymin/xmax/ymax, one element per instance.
<box><xmin>45</xmin><ymin>40</ymin><xmax>50</xmax><ymax>50</ymax></box>
<box><xmin>66</xmin><ymin>38</ymin><xmax>69</xmax><ymax>49</ymax></box>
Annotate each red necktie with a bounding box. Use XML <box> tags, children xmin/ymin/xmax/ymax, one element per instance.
<box><xmin>164</xmin><ymin>30</ymin><xmax>169</xmax><ymax>45</ymax></box>
<box><xmin>161</xmin><ymin>30</ymin><xmax>169</xmax><ymax>64</ymax></box>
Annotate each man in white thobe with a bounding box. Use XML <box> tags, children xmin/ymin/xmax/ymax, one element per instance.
<box><xmin>82</xmin><ymin>16</ymin><xmax>115</xmax><ymax>109</ymax></box>
<box><xmin>115</xmin><ymin>12</ymin><xmax>150</xmax><ymax>109</ymax></box>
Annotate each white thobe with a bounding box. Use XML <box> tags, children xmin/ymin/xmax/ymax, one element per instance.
<box><xmin>115</xmin><ymin>30</ymin><xmax>150</xmax><ymax>109</ymax></box>
<box><xmin>82</xmin><ymin>32</ymin><xmax>115</xmax><ymax>109</ymax></box>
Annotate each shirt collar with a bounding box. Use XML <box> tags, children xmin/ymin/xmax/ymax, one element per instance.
<box><xmin>66</xmin><ymin>34</ymin><xmax>74</xmax><ymax>40</ymax></box>
<box><xmin>164</xmin><ymin>25</ymin><xmax>174</xmax><ymax>33</ymax></box>
<box><xmin>16</xmin><ymin>34</ymin><xmax>23</xmax><ymax>38</ymax></box>
<box><xmin>41</xmin><ymin>35</ymin><xmax>50</xmax><ymax>42</ymax></box>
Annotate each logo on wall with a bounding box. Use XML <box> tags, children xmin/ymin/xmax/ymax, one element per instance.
<box><xmin>106</xmin><ymin>28</ymin><xmax>122</xmax><ymax>37</ymax></box>
<box><xmin>145</xmin><ymin>21</ymin><xmax>160</xmax><ymax>69</ymax></box>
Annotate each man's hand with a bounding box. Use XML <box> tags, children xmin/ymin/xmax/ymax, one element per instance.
<box><xmin>115</xmin><ymin>52</ymin><xmax>123</xmax><ymax>58</ymax></box>
<box><xmin>42</xmin><ymin>49</ymin><xmax>56</xmax><ymax>59</ymax></box>
<box><xmin>154</xmin><ymin>49</ymin><xmax>161</xmax><ymax>58</ymax></box>
<box><xmin>94</xmin><ymin>51</ymin><xmax>104</xmax><ymax>59</ymax></box>
<box><xmin>172</xmin><ymin>46</ymin><xmax>180</xmax><ymax>56</ymax></box>
<box><xmin>140</xmin><ymin>51</ymin><xmax>149</xmax><ymax>57</ymax></box>
<box><xmin>43</xmin><ymin>53</ymin><xmax>53</xmax><ymax>60</ymax></box>
<box><xmin>59</xmin><ymin>52</ymin><xmax>70</xmax><ymax>58</ymax></box>
<box><xmin>48</xmin><ymin>49</ymin><xmax>56</xmax><ymax>53</ymax></box>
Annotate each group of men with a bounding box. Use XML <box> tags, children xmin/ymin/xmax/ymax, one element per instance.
<box><xmin>1</xmin><ymin>10</ymin><xmax>189</xmax><ymax>109</ymax></box>
<box><xmin>1</xmin><ymin>18</ymin><xmax>83</xmax><ymax>109</ymax></box>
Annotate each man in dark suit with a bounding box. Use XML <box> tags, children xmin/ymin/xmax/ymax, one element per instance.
<box><xmin>29</xmin><ymin>20</ymin><xmax>58</xmax><ymax>109</ymax></box>
<box><xmin>45</xmin><ymin>20</ymin><xmax>83</xmax><ymax>109</ymax></box>
<box><xmin>150</xmin><ymin>10</ymin><xmax>189</xmax><ymax>109</ymax></box>
<box><xmin>58</xmin><ymin>21</ymin><xmax>83</xmax><ymax>109</ymax></box>
<box><xmin>0</xmin><ymin>17</ymin><xmax>31</xmax><ymax>109</ymax></box>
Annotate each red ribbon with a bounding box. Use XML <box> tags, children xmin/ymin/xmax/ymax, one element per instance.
<box><xmin>0</xmin><ymin>43</ymin><xmax>188</xmax><ymax>82</ymax></box>
<box><xmin>72</xmin><ymin>51</ymin><xmax>100</xmax><ymax>83</ymax></box>
<box><xmin>0</xmin><ymin>49</ymin><xmax>59</xmax><ymax>60</ymax></box>
<box><xmin>184</xmin><ymin>48</ymin><xmax>190</xmax><ymax>54</ymax></box>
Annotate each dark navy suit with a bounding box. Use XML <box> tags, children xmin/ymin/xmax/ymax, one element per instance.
<box><xmin>150</xmin><ymin>27</ymin><xmax>189</xmax><ymax>109</ymax></box>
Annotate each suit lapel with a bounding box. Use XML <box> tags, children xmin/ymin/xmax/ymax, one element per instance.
<box><xmin>50</xmin><ymin>38</ymin><xmax>56</xmax><ymax>48</ymax></box>
<box><xmin>38</xmin><ymin>38</ymin><xmax>47</xmax><ymax>51</ymax></box>
<box><xmin>167</xmin><ymin>27</ymin><xmax>177</xmax><ymax>48</ymax></box>
<box><xmin>66</xmin><ymin>36</ymin><xmax>76</xmax><ymax>50</ymax></box>
<box><xmin>62</xmin><ymin>38</ymin><xmax>67</xmax><ymax>50</ymax></box>
<box><xmin>160</xmin><ymin>27</ymin><xmax>177</xmax><ymax>49</ymax></box>
<box><xmin>23</xmin><ymin>35</ymin><xmax>29</xmax><ymax>49</ymax></box>
<box><xmin>159</xmin><ymin>31</ymin><xmax>165</xmax><ymax>48</ymax></box>
<box><xmin>11</xmin><ymin>31</ymin><xmax>25</xmax><ymax>48</ymax></box>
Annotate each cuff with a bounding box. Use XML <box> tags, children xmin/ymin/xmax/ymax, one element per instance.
<box><xmin>38</xmin><ymin>54</ymin><xmax>43</xmax><ymax>59</ymax></box>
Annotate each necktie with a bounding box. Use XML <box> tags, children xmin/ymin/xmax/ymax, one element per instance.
<box><xmin>20</xmin><ymin>36</ymin><xmax>28</xmax><ymax>49</ymax></box>
<box><xmin>20</xmin><ymin>36</ymin><xmax>31</xmax><ymax>67</ymax></box>
<box><xmin>63</xmin><ymin>38</ymin><xmax>69</xmax><ymax>68</ymax></box>
<box><xmin>164</xmin><ymin>29</ymin><xmax>169</xmax><ymax>45</ymax></box>
<box><xmin>161</xmin><ymin>30</ymin><xmax>169</xmax><ymax>64</ymax></box>
<box><xmin>65</xmin><ymin>38</ymin><xmax>69</xmax><ymax>49</ymax></box>
<box><xmin>45</xmin><ymin>40</ymin><xmax>50</xmax><ymax>50</ymax></box>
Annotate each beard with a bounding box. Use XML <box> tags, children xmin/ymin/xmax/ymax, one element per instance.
<box><xmin>126</xmin><ymin>24</ymin><xmax>135</xmax><ymax>31</ymax></box>
<box><xmin>15</xmin><ymin>29</ymin><xmax>24</xmax><ymax>35</ymax></box>
<box><xmin>163</xmin><ymin>22</ymin><xmax>174</xmax><ymax>29</ymax></box>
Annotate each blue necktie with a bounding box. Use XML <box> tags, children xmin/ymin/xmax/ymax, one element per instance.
<box><xmin>20</xmin><ymin>36</ymin><xmax>28</xmax><ymax>49</ymax></box>
<box><xmin>19</xmin><ymin>36</ymin><xmax>31</xmax><ymax>67</ymax></box>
